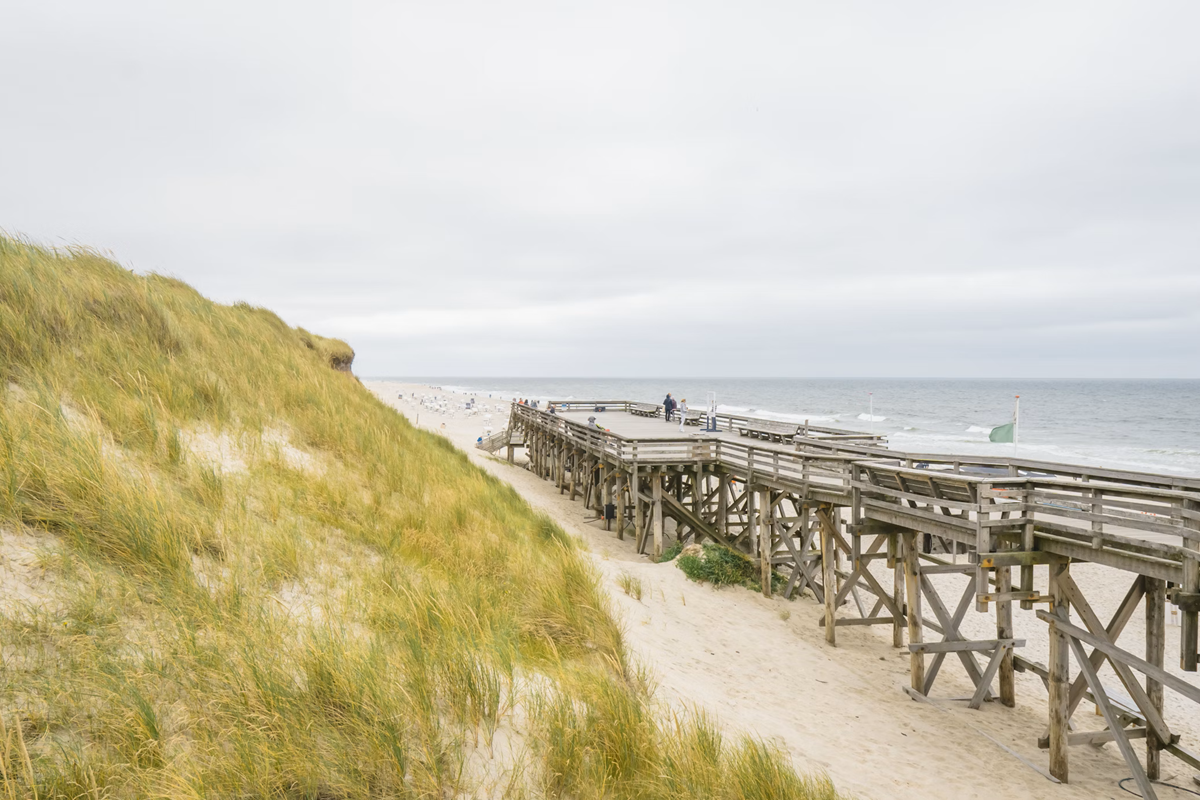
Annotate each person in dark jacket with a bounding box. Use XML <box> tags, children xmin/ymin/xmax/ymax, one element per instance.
<box><xmin>663</xmin><ymin>393</ymin><xmax>676</xmax><ymax>422</ymax></box>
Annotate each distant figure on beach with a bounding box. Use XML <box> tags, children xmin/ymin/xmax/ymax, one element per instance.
<box><xmin>548</xmin><ymin>404</ymin><xmax>557</xmax><ymax>415</ymax></box>
<box><xmin>586</xmin><ymin>415</ymin><xmax>598</xmax><ymax>428</ymax></box>
<box><xmin>678</xmin><ymin>398</ymin><xmax>689</xmax><ymax>431</ymax></box>
<box><xmin>663</xmin><ymin>393</ymin><xmax>676</xmax><ymax>422</ymax></box>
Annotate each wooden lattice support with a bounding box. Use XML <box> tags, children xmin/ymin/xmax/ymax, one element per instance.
<box><xmin>509</xmin><ymin>402</ymin><xmax>1200</xmax><ymax>789</ymax></box>
<box><xmin>915</xmin><ymin>570</ymin><xmax>998</xmax><ymax>703</ymax></box>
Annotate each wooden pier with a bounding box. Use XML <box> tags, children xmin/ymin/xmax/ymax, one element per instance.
<box><xmin>508</xmin><ymin>400</ymin><xmax>1200</xmax><ymax>797</ymax></box>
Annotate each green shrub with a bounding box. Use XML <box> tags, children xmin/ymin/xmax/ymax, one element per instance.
<box><xmin>656</xmin><ymin>541</ymin><xmax>683</xmax><ymax>563</ymax></box>
<box><xmin>677</xmin><ymin>544</ymin><xmax>786</xmax><ymax>594</ymax></box>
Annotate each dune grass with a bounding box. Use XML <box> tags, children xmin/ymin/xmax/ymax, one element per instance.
<box><xmin>0</xmin><ymin>236</ymin><xmax>841</xmax><ymax>798</ymax></box>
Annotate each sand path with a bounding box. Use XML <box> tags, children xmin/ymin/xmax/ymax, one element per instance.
<box><xmin>368</xmin><ymin>381</ymin><xmax>1200</xmax><ymax>800</ymax></box>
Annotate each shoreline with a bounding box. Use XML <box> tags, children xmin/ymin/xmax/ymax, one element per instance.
<box><xmin>369</xmin><ymin>377</ymin><xmax>1200</xmax><ymax>479</ymax></box>
<box><xmin>368</xmin><ymin>380</ymin><xmax>1200</xmax><ymax>800</ymax></box>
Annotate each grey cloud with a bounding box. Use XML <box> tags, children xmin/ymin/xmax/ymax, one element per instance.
<box><xmin>2</xmin><ymin>1</ymin><xmax>1199</xmax><ymax>378</ymax></box>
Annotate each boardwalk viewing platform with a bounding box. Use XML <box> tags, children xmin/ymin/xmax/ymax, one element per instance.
<box><xmin>506</xmin><ymin>399</ymin><xmax>1200</xmax><ymax>797</ymax></box>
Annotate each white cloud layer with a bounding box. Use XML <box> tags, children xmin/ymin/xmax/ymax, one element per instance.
<box><xmin>3</xmin><ymin>1</ymin><xmax>1198</xmax><ymax>377</ymax></box>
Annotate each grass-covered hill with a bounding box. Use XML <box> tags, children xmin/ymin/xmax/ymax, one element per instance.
<box><xmin>0</xmin><ymin>236</ymin><xmax>839</xmax><ymax>799</ymax></box>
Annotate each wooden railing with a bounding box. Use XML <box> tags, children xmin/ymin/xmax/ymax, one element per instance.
<box><xmin>538</xmin><ymin>399</ymin><xmax>883</xmax><ymax>440</ymax></box>
<box><xmin>475</xmin><ymin>428</ymin><xmax>514</xmax><ymax>453</ymax></box>
<box><xmin>853</xmin><ymin>461</ymin><xmax>1200</xmax><ymax>581</ymax></box>
<box><xmin>512</xmin><ymin>402</ymin><xmax>1200</xmax><ymax>577</ymax></box>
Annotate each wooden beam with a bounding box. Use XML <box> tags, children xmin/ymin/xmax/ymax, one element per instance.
<box><xmin>1067</xmin><ymin>636</ymin><xmax>1156</xmax><ymax>800</ymax></box>
<box><xmin>909</xmin><ymin>638</ymin><xmax>1024</xmax><ymax>654</ymax></box>
<box><xmin>1035</xmin><ymin>610</ymin><xmax>1200</xmax><ymax>707</ymax></box>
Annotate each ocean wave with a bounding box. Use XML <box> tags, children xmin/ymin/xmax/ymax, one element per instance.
<box><xmin>857</xmin><ymin>413</ymin><xmax>887</xmax><ymax>422</ymax></box>
<box><xmin>965</xmin><ymin>425</ymin><xmax>991</xmax><ymax>434</ymax></box>
<box><xmin>717</xmin><ymin>404</ymin><xmax>834</xmax><ymax>424</ymax></box>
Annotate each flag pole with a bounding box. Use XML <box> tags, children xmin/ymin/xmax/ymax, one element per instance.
<box><xmin>869</xmin><ymin>392</ymin><xmax>873</xmax><ymax>434</ymax></box>
<box><xmin>1013</xmin><ymin>395</ymin><xmax>1020</xmax><ymax>454</ymax></box>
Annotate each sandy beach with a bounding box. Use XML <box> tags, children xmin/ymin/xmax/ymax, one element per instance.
<box><xmin>369</xmin><ymin>380</ymin><xmax>1200</xmax><ymax>800</ymax></box>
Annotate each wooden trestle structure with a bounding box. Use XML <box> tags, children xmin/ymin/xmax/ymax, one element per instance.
<box><xmin>508</xmin><ymin>400</ymin><xmax>1200</xmax><ymax>797</ymax></box>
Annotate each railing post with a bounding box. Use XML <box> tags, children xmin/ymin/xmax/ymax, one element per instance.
<box><xmin>975</xmin><ymin>481</ymin><xmax>991</xmax><ymax>612</ymax></box>
<box><xmin>1183</xmin><ymin>498</ymin><xmax>1200</xmax><ymax>671</ymax></box>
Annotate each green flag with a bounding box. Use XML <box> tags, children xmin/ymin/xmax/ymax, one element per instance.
<box><xmin>989</xmin><ymin>422</ymin><xmax>1015</xmax><ymax>443</ymax></box>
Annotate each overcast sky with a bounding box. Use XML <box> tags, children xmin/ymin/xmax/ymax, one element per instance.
<box><xmin>3</xmin><ymin>2</ymin><xmax>1199</xmax><ymax>378</ymax></box>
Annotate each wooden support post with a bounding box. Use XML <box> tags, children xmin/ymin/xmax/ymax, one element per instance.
<box><xmin>1048</xmin><ymin>557</ymin><xmax>1070</xmax><ymax>783</ymax></box>
<box><xmin>891</xmin><ymin>533</ymin><xmax>904</xmax><ymax>648</ymax></box>
<box><xmin>822</xmin><ymin>507</ymin><xmax>837</xmax><ymax>645</ymax></box>
<box><xmin>748</xmin><ymin>488</ymin><xmax>758</xmax><ymax>557</ymax></box>
<box><xmin>556</xmin><ymin>443</ymin><xmax>565</xmax><ymax>492</ymax></box>
<box><xmin>599</xmin><ymin>462</ymin><xmax>609</xmax><ymax>528</ymax></box>
<box><xmin>633</xmin><ymin>465</ymin><xmax>643</xmax><ymax>551</ymax></box>
<box><xmin>997</xmin><ymin>560</ymin><xmax>1016</xmax><ymax>707</ymax></box>
<box><xmin>903</xmin><ymin>531</ymin><xmax>924</xmax><ymax>692</ymax></box>
<box><xmin>1146</xmin><ymin>576</ymin><xmax>1166</xmax><ymax>780</ymax></box>
<box><xmin>568</xmin><ymin>449</ymin><xmax>578</xmax><ymax>501</ymax></box>
<box><xmin>760</xmin><ymin>488</ymin><xmax>772</xmax><ymax>598</ymax></box>
<box><xmin>616</xmin><ymin>472</ymin><xmax>626</xmax><ymax>541</ymax></box>
<box><xmin>652</xmin><ymin>470</ymin><xmax>664</xmax><ymax>560</ymax></box>
<box><xmin>718</xmin><ymin>472</ymin><xmax>729</xmax><ymax>541</ymax></box>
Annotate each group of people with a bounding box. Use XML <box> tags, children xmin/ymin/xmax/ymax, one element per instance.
<box><xmin>662</xmin><ymin>393</ymin><xmax>690</xmax><ymax>432</ymax></box>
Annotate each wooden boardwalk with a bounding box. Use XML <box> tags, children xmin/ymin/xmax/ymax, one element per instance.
<box><xmin>508</xmin><ymin>399</ymin><xmax>1200</xmax><ymax>797</ymax></box>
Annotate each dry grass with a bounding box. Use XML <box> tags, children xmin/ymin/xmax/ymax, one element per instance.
<box><xmin>616</xmin><ymin>573</ymin><xmax>644</xmax><ymax>601</ymax></box>
<box><xmin>0</xmin><ymin>235</ymin><xmax>842</xmax><ymax>799</ymax></box>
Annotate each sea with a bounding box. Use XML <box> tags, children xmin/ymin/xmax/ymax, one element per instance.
<box><xmin>382</xmin><ymin>378</ymin><xmax>1200</xmax><ymax>478</ymax></box>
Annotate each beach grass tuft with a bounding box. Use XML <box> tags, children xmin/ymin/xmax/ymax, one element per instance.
<box><xmin>616</xmin><ymin>572</ymin><xmax>645</xmax><ymax>601</ymax></box>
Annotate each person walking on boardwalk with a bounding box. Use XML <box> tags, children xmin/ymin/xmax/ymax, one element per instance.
<box><xmin>663</xmin><ymin>393</ymin><xmax>676</xmax><ymax>422</ymax></box>
<box><xmin>678</xmin><ymin>398</ymin><xmax>689</xmax><ymax>432</ymax></box>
